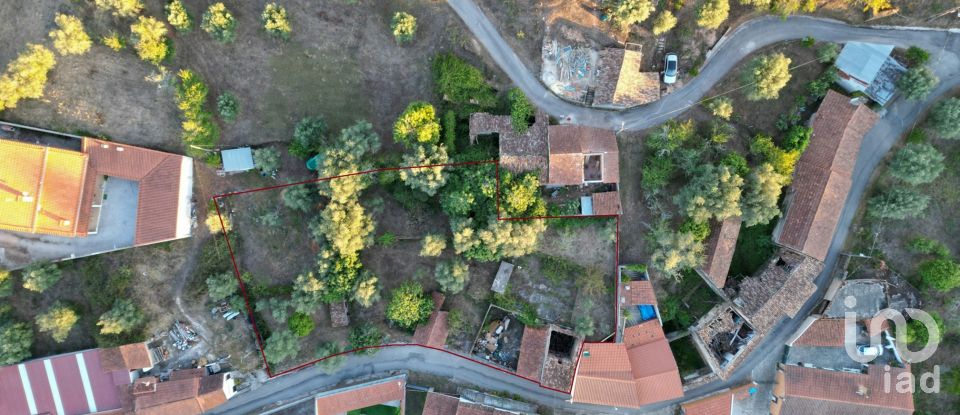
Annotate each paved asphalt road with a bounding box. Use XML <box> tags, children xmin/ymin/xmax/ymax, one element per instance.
<box><xmin>212</xmin><ymin>4</ymin><xmax>960</xmax><ymax>414</ymax></box>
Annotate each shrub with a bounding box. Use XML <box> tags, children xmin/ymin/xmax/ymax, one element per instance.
<box><xmin>816</xmin><ymin>42</ymin><xmax>840</xmax><ymax>63</ymax></box>
<box><xmin>0</xmin><ymin>270</ymin><xmax>11</xmax><ymax>297</ymax></box>
<box><xmin>696</xmin><ymin>0</ymin><xmax>730</xmax><ymax>30</ymax></box>
<box><xmin>36</xmin><ymin>302</ymin><xmax>79</xmax><ymax>343</ymax></box>
<box><xmin>679</xmin><ymin>220</ymin><xmax>711</xmax><ymax>241</ymax></box>
<box><xmin>862</xmin><ymin>0</ymin><xmax>893</xmax><ymax>16</ymax></box>
<box><xmin>290</xmin><ymin>116</ymin><xmax>328</xmax><ymax>158</ymax></box>
<box><xmin>349</xmin><ymin>323</ymin><xmax>383</xmax><ymax>354</ymax></box>
<box><xmin>287</xmin><ymin>312</ymin><xmax>315</xmax><ymax>337</ymax></box>
<box><xmin>420</xmin><ymin>234</ymin><xmax>447</xmax><ymax>257</ymax></box>
<box><xmin>0</xmin><ymin>44</ymin><xmax>57</xmax><ymax>112</ymax></box>
<box><xmin>49</xmin><ymin>14</ymin><xmax>92</xmax><ymax>56</ymax></box>
<box><xmin>102</xmin><ymin>33</ymin><xmax>125</xmax><ymax>51</ymax></box>
<box><xmin>897</xmin><ymin>66</ymin><xmax>939</xmax><ymax>101</ymax></box>
<box><xmin>908</xmin><ymin>237</ymin><xmax>950</xmax><ymax>259</ymax></box>
<box><xmin>652</xmin><ymin>11</ymin><xmax>678</xmax><ymax>36</ymax></box>
<box><xmin>206</xmin><ymin>271</ymin><xmax>239</xmax><ymax>302</ymax></box>
<box><xmin>264</xmin><ymin>329</ymin><xmax>300</xmax><ymax>364</ymax></box>
<box><xmin>166</xmin><ymin>0</ymin><xmax>193</xmax><ymax>32</ymax></box>
<box><xmin>742</xmin><ymin>53</ymin><xmax>792</xmax><ymax>101</ymax></box>
<box><xmin>641</xmin><ymin>155</ymin><xmax>675</xmax><ymax>193</ymax></box>
<box><xmin>432</xmin><ymin>53</ymin><xmax>497</xmax><ymax>112</ymax></box>
<box><xmin>353</xmin><ymin>274</ymin><xmax>380</xmax><ymax>308</ymax></box>
<box><xmin>783</xmin><ymin>125</ymin><xmax>812</xmax><ymax>152</ymax></box>
<box><xmin>216</xmin><ymin>92</ymin><xmax>239</xmax><ymax>122</ymax></box>
<box><xmin>928</xmin><ymin>98</ymin><xmax>960</xmax><ymax>139</ymax></box>
<box><xmin>720</xmin><ymin>152</ymin><xmax>749</xmax><ymax>177</ymax></box>
<box><xmin>391</xmin><ymin>12</ymin><xmax>417</xmax><ymax>44</ymax></box>
<box><xmin>130</xmin><ymin>16</ymin><xmax>170</xmax><ymax>65</ymax></box>
<box><xmin>918</xmin><ymin>259</ymin><xmax>960</xmax><ymax>292</ymax></box>
<box><xmin>95</xmin><ymin>0</ymin><xmax>143</xmax><ymax>18</ymax></box>
<box><xmin>282</xmin><ymin>184</ymin><xmax>317</xmax><ymax>212</ymax></box>
<box><xmin>442</xmin><ymin>110</ymin><xmax>457</xmax><ymax>153</ymax></box>
<box><xmin>0</xmin><ymin>321</ymin><xmax>32</xmax><ymax>364</ymax></box>
<box><xmin>262</xmin><ymin>3</ymin><xmax>291</xmax><ymax>39</ymax></box>
<box><xmin>435</xmin><ymin>259</ymin><xmax>470</xmax><ymax>294</ymax></box>
<box><xmin>887</xmin><ymin>143</ymin><xmax>944</xmax><ymax>185</ymax></box>
<box><xmin>175</xmin><ymin>69</ymin><xmax>220</xmax><ymax>152</ymax></box>
<box><xmin>575</xmin><ymin>314</ymin><xmax>596</xmax><ymax>337</ymax></box>
<box><xmin>386</xmin><ymin>281</ymin><xmax>433</xmax><ymax>329</ymax></box>
<box><xmin>22</xmin><ymin>262</ymin><xmax>61</xmax><ymax>293</ymax></box>
<box><xmin>905</xmin><ymin>46</ymin><xmax>930</xmax><ymax>67</ymax></box>
<box><xmin>508</xmin><ymin>88</ymin><xmax>534</xmax><ymax>134</ymax></box>
<box><xmin>97</xmin><ymin>299</ymin><xmax>144</xmax><ymax>335</ymax></box>
<box><xmin>704</xmin><ymin>97</ymin><xmax>733</xmax><ymax>120</ymax></box>
<box><xmin>905</xmin><ymin>312</ymin><xmax>943</xmax><ymax>346</ymax></box>
<box><xmin>201</xmin><ymin>3</ymin><xmax>236</xmax><ymax>43</ymax></box>
<box><xmin>394</xmin><ymin>101</ymin><xmax>441</xmax><ymax>146</ymax></box>
<box><xmin>253</xmin><ymin>147</ymin><xmax>281</xmax><ymax>174</ymax></box>
<box><xmin>867</xmin><ymin>188</ymin><xmax>930</xmax><ymax>220</ymax></box>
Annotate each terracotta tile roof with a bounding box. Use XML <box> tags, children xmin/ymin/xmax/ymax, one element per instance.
<box><xmin>780</xmin><ymin>365</ymin><xmax>914</xmax><ymax>415</ymax></box>
<box><xmin>128</xmin><ymin>370</ymin><xmax>227</xmax><ymax>415</ymax></box>
<box><xmin>621</xmin><ymin>280</ymin><xmax>657</xmax><ymax>306</ymax></box>
<box><xmin>793</xmin><ymin>318</ymin><xmax>847</xmax><ymax>347</ymax></box>
<box><xmin>412</xmin><ymin>310</ymin><xmax>449</xmax><ymax>348</ymax></box>
<box><xmin>734</xmin><ymin>250</ymin><xmax>822</xmax><ymax>333</ymax></box>
<box><xmin>516</xmin><ymin>326</ymin><xmax>549</xmax><ymax>380</ymax></box>
<box><xmin>100</xmin><ymin>343</ymin><xmax>154</xmax><ymax>372</ymax></box>
<box><xmin>547</xmin><ymin>126</ymin><xmax>619</xmax><ymax>185</ymax></box>
<box><xmin>0</xmin><ymin>138</ymin><xmax>89</xmax><ymax>237</ymax></box>
<box><xmin>315</xmin><ymin>378</ymin><xmax>405</xmax><ymax>415</ymax></box>
<box><xmin>697</xmin><ymin>217</ymin><xmax>742</xmax><ymax>289</ymax></box>
<box><xmin>681</xmin><ymin>382</ymin><xmax>757</xmax><ymax>415</ymax></box>
<box><xmin>778</xmin><ymin>91</ymin><xmax>878</xmax><ymax>261</ymax></box>
<box><xmin>469</xmin><ymin>111</ymin><xmax>549</xmax><ymax>182</ymax></box>
<box><xmin>594</xmin><ymin>49</ymin><xmax>661</xmax><ymax>108</ymax></box>
<box><xmin>422</xmin><ymin>392</ymin><xmax>460</xmax><ymax>415</ymax></box>
<box><xmin>572</xmin><ymin>320</ymin><xmax>683</xmax><ymax>408</ymax></box>
<box><xmin>591</xmin><ymin>191</ymin><xmax>621</xmax><ymax>215</ymax></box>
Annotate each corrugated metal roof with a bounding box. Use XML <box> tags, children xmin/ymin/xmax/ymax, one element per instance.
<box><xmin>835</xmin><ymin>42</ymin><xmax>894</xmax><ymax>84</ymax></box>
<box><xmin>221</xmin><ymin>147</ymin><xmax>254</xmax><ymax>172</ymax></box>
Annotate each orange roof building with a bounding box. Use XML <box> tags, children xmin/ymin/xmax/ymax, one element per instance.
<box><xmin>775</xmin><ymin>91</ymin><xmax>879</xmax><ymax>261</ymax></box>
<box><xmin>571</xmin><ymin>319</ymin><xmax>683</xmax><ymax>408</ymax></box>
<box><xmin>315</xmin><ymin>375</ymin><xmax>406</xmax><ymax>415</ymax></box>
<box><xmin>546</xmin><ymin>125</ymin><xmax>619</xmax><ymax>186</ymax></box>
<box><xmin>0</xmin><ymin>136</ymin><xmax>193</xmax><ymax>255</ymax></box>
<box><xmin>123</xmin><ymin>370</ymin><xmax>235</xmax><ymax>415</ymax></box>
<box><xmin>696</xmin><ymin>217</ymin><xmax>742</xmax><ymax>289</ymax></box>
<box><xmin>680</xmin><ymin>382</ymin><xmax>758</xmax><ymax>415</ymax></box>
<box><xmin>771</xmin><ymin>364</ymin><xmax>914</xmax><ymax>415</ymax></box>
<box><xmin>412</xmin><ymin>293</ymin><xmax>449</xmax><ymax>348</ymax></box>
<box><xmin>100</xmin><ymin>342</ymin><xmax>156</xmax><ymax>372</ymax></box>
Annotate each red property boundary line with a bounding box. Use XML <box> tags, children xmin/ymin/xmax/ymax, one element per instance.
<box><xmin>212</xmin><ymin>159</ymin><xmax>621</xmax><ymax>396</ymax></box>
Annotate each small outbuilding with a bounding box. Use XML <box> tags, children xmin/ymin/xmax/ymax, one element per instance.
<box><xmin>221</xmin><ymin>147</ymin><xmax>255</xmax><ymax>173</ymax></box>
<box><xmin>491</xmin><ymin>262</ymin><xmax>515</xmax><ymax>294</ymax></box>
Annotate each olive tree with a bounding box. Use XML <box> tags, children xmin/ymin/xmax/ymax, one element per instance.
<box><xmin>888</xmin><ymin>143</ymin><xmax>945</xmax><ymax>185</ymax></box>
<box><xmin>353</xmin><ymin>273</ymin><xmax>381</xmax><ymax>308</ymax></box>
<box><xmin>652</xmin><ymin>11</ymin><xmax>677</xmax><ymax>36</ymax></box>
<box><xmin>399</xmin><ymin>145</ymin><xmax>449</xmax><ymax>196</ymax></box>
<box><xmin>649</xmin><ymin>226</ymin><xmax>704</xmax><ymax>278</ymax></box>
<box><xmin>420</xmin><ymin>234</ymin><xmax>447</xmax><ymax>257</ymax></box>
<box><xmin>216</xmin><ymin>92</ymin><xmax>239</xmax><ymax>122</ymax></box>
<box><xmin>49</xmin><ymin>14</ymin><xmax>92</xmax><ymax>56</ymax></box>
<box><xmin>95</xmin><ymin>0</ymin><xmax>143</xmax><ymax>17</ymax></box>
<box><xmin>201</xmin><ymin>2</ymin><xmax>236</xmax><ymax>43</ymax></box>
<box><xmin>36</xmin><ymin>302</ymin><xmax>79</xmax><ymax>343</ymax></box>
<box><xmin>0</xmin><ymin>44</ymin><xmax>57</xmax><ymax>111</ymax></box>
<box><xmin>22</xmin><ymin>262</ymin><xmax>62</xmax><ymax>293</ymax></box>
<box><xmin>166</xmin><ymin>0</ymin><xmax>193</xmax><ymax>32</ymax></box>
<box><xmin>675</xmin><ymin>165</ymin><xmax>744</xmax><ymax>223</ymax></box>
<box><xmin>0</xmin><ymin>321</ymin><xmax>32</xmax><ymax>364</ymax></box>
<box><xmin>97</xmin><ymin>299</ymin><xmax>144</xmax><ymax>335</ymax></box>
<box><xmin>289</xmin><ymin>116</ymin><xmax>327</xmax><ymax>158</ymax></box>
<box><xmin>262</xmin><ymin>3</ymin><xmax>291</xmax><ymax>39</ymax></box>
<box><xmin>704</xmin><ymin>97</ymin><xmax>733</xmax><ymax>120</ymax></box>
<box><xmin>206</xmin><ymin>271</ymin><xmax>239</xmax><ymax>302</ymax></box>
<box><xmin>867</xmin><ymin>188</ymin><xmax>930</xmax><ymax>220</ymax></box>
<box><xmin>696</xmin><ymin>0</ymin><xmax>730</xmax><ymax>29</ymax></box>
<box><xmin>264</xmin><ymin>329</ymin><xmax>301</xmax><ymax>364</ymax></box>
<box><xmin>386</xmin><ymin>281</ymin><xmax>433</xmax><ymax>329</ymax></box>
<box><xmin>604</xmin><ymin>0</ymin><xmax>656</xmax><ymax>26</ymax></box>
<box><xmin>435</xmin><ymin>259</ymin><xmax>470</xmax><ymax>294</ymax></box>
<box><xmin>742</xmin><ymin>53</ymin><xmax>792</xmax><ymax>101</ymax></box>
<box><xmin>130</xmin><ymin>16</ymin><xmax>169</xmax><ymax>65</ymax></box>
<box><xmin>253</xmin><ymin>147</ymin><xmax>281</xmax><ymax>174</ymax></box>
<box><xmin>897</xmin><ymin>67</ymin><xmax>939</xmax><ymax>101</ymax></box>
<box><xmin>928</xmin><ymin>98</ymin><xmax>960</xmax><ymax>139</ymax></box>
<box><xmin>741</xmin><ymin>163</ymin><xmax>786</xmax><ymax>227</ymax></box>
<box><xmin>291</xmin><ymin>272</ymin><xmax>325</xmax><ymax>314</ymax></box>
<box><xmin>282</xmin><ymin>184</ymin><xmax>318</xmax><ymax>212</ymax></box>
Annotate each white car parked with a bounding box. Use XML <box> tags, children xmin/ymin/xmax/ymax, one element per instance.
<box><xmin>663</xmin><ymin>53</ymin><xmax>679</xmax><ymax>84</ymax></box>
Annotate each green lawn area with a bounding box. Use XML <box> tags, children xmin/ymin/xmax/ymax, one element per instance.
<box><xmin>348</xmin><ymin>404</ymin><xmax>401</xmax><ymax>415</ymax></box>
<box><xmin>728</xmin><ymin>221</ymin><xmax>777</xmax><ymax>279</ymax></box>
<box><xmin>670</xmin><ymin>337</ymin><xmax>706</xmax><ymax>377</ymax></box>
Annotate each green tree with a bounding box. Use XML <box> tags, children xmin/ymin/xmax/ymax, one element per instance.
<box><xmin>22</xmin><ymin>262</ymin><xmax>61</xmax><ymax>293</ymax></box>
<box><xmin>290</xmin><ymin>116</ymin><xmax>328</xmax><ymax>158</ymax></box>
<box><xmin>130</xmin><ymin>16</ymin><xmax>169</xmax><ymax>65</ymax></box>
<box><xmin>216</xmin><ymin>92</ymin><xmax>239</xmax><ymax>122</ymax></box>
<box><xmin>675</xmin><ymin>165</ymin><xmax>744</xmax><ymax>223</ymax></box>
<box><xmin>905</xmin><ymin>46</ymin><xmax>930</xmax><ymax>67</ymax></box>
<box><xmin>742</xmin><ymin>53</ymin><xmax>792</xmax><ymax>101</ymax></box>
<box><xmin>49</xmin><ymin>14</ymin><xmax>92</xmax><ymax>56</ymax></box>
<box><xmin>750</xmin><ymin>134</ymin><xmax>801</xmax><ymax>179</ymax></box>
<box><xmin>652</xmin><ymin>11</ymin><xmax>678</xmax><ymax>35</ymax></box>
<box><xmin>508</xmin><ymin>88</ymin><xmax>534</xmax><ymax>134</ymax></box>
<box><xmin>696</xmin><ymin>0</ymin><xmax>730</xmax><ymax>29</ymax></box>
<box><xmin>400</xmin><ymin>144</ymin><xmax>449</xmax><ymax>196</ymax></box>
<box><xmin>318</xmin><ymin>200</ymin><xmax>375</xmax><ymax>258</ymax></box>
<box><xmin>0</xmin><ymin>270</ymin><xmax>11</xmax><ymax>297</ymax></box>
<box><xmin>741</xmin><ymin>163</ymin><xmax>786</xmax><ymax>227</ymax></box>
<box><xmin>391</xmin><ymin>12</ymin><xmax>417</xmax><ymax>44</ymax></box>
<box><xmin>201</xmin><ymin>2</ymin><xmax>236</xmax><ymax>43</ymax></box>
<box><xmin>771</xmin><ymin>0</ymin><xmax>817</xmax><ymax>16</ymax></box>
<box><xmin>928</xmin><ymin>98</ymin><xmax>960</xmax><ymax>139</ymax></box>
<box><xmin>287</xmin><ymin>312</ymin><xmax>314</xmax><ymax>337</ymax></box>
<box><xmin>679</xmin><ymin>220</ymin><xmax>710</xmax><ymax>241</ymax></box>
<box><xmin>264</xmin><ymin>329</ymin><xmax>301</xmax><ymax>364</ymax></box>
<box><xmin>349</xmin><ymin>323</ymin><xmax>383</xmax><ymax>354</ymax></box>
<box><xmin>353</xmin><ymin>273</ymin><xmax>380</xmax><ymax>308</ymax></box>
<box><xmin>861</xmin><ymin>0</ymin><xmax>893</xmax><ymax>16</ymax></box>
<box><xmin>97</xmin><ymin>299</ymin><xmax>144</xmax><ymax>335</ymax></box>
<box><xmin>290</xmin><ymin>271</ymin><xmax>325</xmax><ymax>314</ymax></box>
<box><xmin>867</xmin><ymin>188</ymin><xmax>930</xmax><ymax>220</ymax></box>
<box><xmin>0</xmin><ymin>44</ymin><xmax>57</xmax><ymax>112</ymax></box>
<box><xmin>918</xmin><ymin>259</ymin><xmax>960</xmax><ymax>292</ymax></box>
<box><xmin>166</xmin><ymin>0</ymin><xmax>192</xmax><ymax>31</ymax></box>
<box><xmin>649</xmin><ymin>226</ymin><xmax>705</xmax><ymax>278</ymax></box>
<box><xmin>317</xmin><ymin>253</ymin><xmax>363</xmax><ymax>302</ymax></box>
<box><xmin>641</xmin><ymin>155</ymin><xmax>675</xmax><ymax>193</ymax></box>
<box><xmin>905</xmin><ymin>312</ymin><xmax>943</xmax><ymax>346</ymax></box>
<box><xmin>206</xmin><ymin>271</ymin><xmax>239</xmax><ymax>302</ymax></box>
<box><xmin>394</xmin><ymin>101</ymin><xmax>441</xmax><ymax>146</ymax></box>
<box><xmin>36</xmin><ymin>302</ymin><xmax>79</xmax><ymax>343</ymax></box>
<box><xmin>386</xmin><ymin>281</ymin><xmax>434</xmax><ymax>329</ymax></box>
<box><xmin>262</xmin><ymin>3</ymin><xmax>291</xmax><ymax>39</ymax></box>
<box><xmin>315</xmin><ymin>342</ymin><xmax>345</xmax><ymax>373</ymax></box>
<box><xmin>282</xmin><ymin>184</ymin><xmax>317</xmax><ymax>212</ymax></box>
<box><xmin>257</xmin><ymin>296</ymin><xmax>290</xmax><ymax>321</ymax></box>
<box><xmin>0</xmin><ymin>321</ymin><xmax>32</xmax><ymax>365</ymax></box>
<box><xmin>500</xmin><ymin>171</ymin><xmax>547</xmax><ymax>217</ymax></box>
<box><xmin>435</xmin><ymin>259</ymin><xmax>470</xmax><ymax>294</ymax></box>
<box><xmin>574</xmin><ymin>313</ymin><xmax>596</xmax><ymax>337</ymax></box>
<box><xmin>720</xmin><ymin>152</ymin><xmax>749</xmax><ymax>177</ymax></box>
<box><xmin>432</xmin><ymin>53</ymin><xmax>497</xmax><ymax>111</ymax></box>
<box><xmin>101</xmin><ymin>32</ymin><xmax>125</xmax><ymax>51</ymax></box>
<box><xmin>888</xmin><ymin>143</ymin><xmax>944</xmax><ymax>185</ymax></box>
<box><xmin>908</xmin><ymin>236</ymin><xmax>950</xmax><ymax>258</ymax></box>
<box><xmin>604</xmin><ymin>0</ymin><xmax>656</xmax><ymax>26</ymax></box>
<box><xmin>175</xmin><ymin>69</ymin><xmax>220</xmax><ymax>150</ymax></box>
<box><xmin>816</xmin><ymin>42</ymin><xmax>840</xmax><ymax>63</ymax></box>
<box><xmin>420</xmin><ymin>234</ymin><xmax>447</xmax><ymax>257</ymax></box>
<box><xmin>253</xmin><ymin>147</ymin><xmax>281</xmax><ymax>174</ymax></box>
<box><xmin>897</xmin><ymin>66</ymin><xmax>939</xmax><ymax>101</ymax></box>
<box><xmin>95</xmin><ymin>0</ymin><xmax>143</xmax><ymax>17</ymax></box>
<box><xmin>704</xmin><ymin>97</ymin><xmax>733</xmax><ymax>120</ymax></box>
<box><xmin>783</xmin><ymin>125</ymin><xmax>812</xmax><ymax>152</ymax></box>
